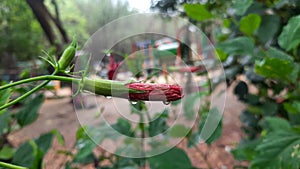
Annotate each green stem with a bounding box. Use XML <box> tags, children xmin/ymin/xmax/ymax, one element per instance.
<box><xmin>0</xmin><ymin>71</ymin><xmax>79</xmax><ymax>111</ymax></box>
<box><xmin>0</xmin><ymin>75</ymin><xmax>77</xmax><ymax>91</ymax></box>
<box><xmin>0</xmin><ymin>60</ymin><xmax>77</xmax><ymax>111</ymax></box>
<box><xmin>193</xmin><ymin>143</ymin><xmax>213</xmax><ymax>169</ymax></box>
<box><xmin>0</xmin><ymin>161</ymin><xmax>28</xmax><ymax>169</ymax></box>
<box><xmin>139</xmin><ymin>114</ymin><xmax>146</xmax><ymax>169</ymax></box>
<box><xmin>0</xmin><ymin>74</ymin><xmax>144</xmax><ymax>111</ymax></box>
<box><xmin>0</xmin><ymin>80</ymin><xmax>49</xmax><ymax>111</ymax></box>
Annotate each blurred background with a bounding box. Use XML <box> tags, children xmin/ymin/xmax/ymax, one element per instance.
<box><xmin>0</xmin><ymin>0</ymin><xmax>138</xmax><ymax>81</ymax></box>
<box><xmin>1</xmin><ymin>0</ymin><xmax>300</xmax><ymax>169</ymax></box>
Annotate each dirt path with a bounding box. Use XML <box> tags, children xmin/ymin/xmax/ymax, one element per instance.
<box><xmin>9</xmin><ymin>86</ymin><xmax>247</xmax><ymax>169</ymax></box>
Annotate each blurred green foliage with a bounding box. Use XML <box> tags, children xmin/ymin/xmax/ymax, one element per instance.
<box><xmin>0</xmin><ymin>0</ymin><xmax>44</xmax><ymax>61</ymax></box>
<box><xmin>73</xmin><ymin>0</ymin><xmax>134</xmax><ymax>35</ymax></box>
<box><xmin>0</xmin><ymin>0</ymin><xmax>134</xmax><ymax>62</ymax></box>
<box><xmin>152</xmin><ymin>0</ymin><xmax>300</xmax><ymax>168</ymax></box>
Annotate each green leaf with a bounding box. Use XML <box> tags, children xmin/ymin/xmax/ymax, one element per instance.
<box><xmin>278</xmin><ymin>15</ymin><xmax>300</xmax><ymax>51</ymax></box>
<box><xmin>284</xmin><ymin>101</ymin><xmax>300</xmax><ymax>114</ymax></box>
<box><xmin>114</xmin><ymin>157</ymin><xmax>140</xmax><ymax>169</ymax></box>
<box><xmin>0</xmin><ymin>111</ymin><xmax>10</xmax><ymax>136</ymax></box>
<box><xmin>223</xmin><ymin>19</ymin><xmax>231</xmax><ymax>28</ymax></box>
<box><xmin>16</xmin><ymin>94</ymin><xmax>44</xmax><ymax>127</ymax></box>
<box><xmin>73</xmin><ymin>143</ymin><xmax>95</xmax><ymax>164</ymax></box>
<box><xmin>245</xmin><ymin>94</ymin><xmax>260</xmax><ymax>105</ymax></box>
<box><xmin>199</xmin><ymin>108</ymin><xmax>222</xmax><ymax>144</ymax></box>
<box><xmin>256</xmin><ymin>15</ymin><xmax>280</xmax><ymax>44</ymax></box>
<box><xmin>232</xmin><ymin>139</ymin><xmax>260</xmax><ymax>161</ymax></box>
<box><xmin>274</xmin><ymin>0</ymin><xmax>300</xmax><ymax>8</ymax></box>
<box><xmin>218</xmin><ymin>37</ymin><xmax>255</xmax><ymax>56</ymax></box>
<box><xmin>240</xmin><ymin>110</ymin><xmax>260</xmax><ymax>139</ymax></box>
<box><xmin>215</xmin><ymin>48</ymin><xmax>228</xmax><ymax>61</ymax></box>
<box><xmin>183</xmin><ymin>93</ymin><xmax>200</xmax><ymax>120</ymax></box>
<box><xmin>183</xmin><ymin>4</ymin><xmax>214</xmax><ymax>21</ymax></box>
<box><xmin>255</xmin><ymin>57</ymin><xmax>294</xmax><ymax>81</ymax></box>
<box><xmin>169</xmin><ymin>124</ymin><xmax>190</xmax><ymax>138</ymax></box>
<box><xmin>284</xmin><ymin>101</ymin><xmax>300</xmax><ymax>125</ymax></box>
<box><xmin>250</xmin><ymin>130</ymin><xmax>300</xmax><ymax>169</ymax></box>
<box><xmin>74</xmin><ymin>127</ymin><xmax>97</xmax><ymax>164</ymax></box>
<box><xmin>148</xmin><ymin>147</ymin><xmax>193</xmax><ymax>169</ymax></box>
<box><xmin>0</xmin><ymin>88</ymin><xmax>11</xmax><ymax>115</ymax></box>
<box><xmin>35</xmin><ymin>132</ymin><xmax>54</xmax><ymax>154</ymax></box>
<box><xmin>261</xmin><ymin>101</ymin><xmax>278</xmax><ymax>116</ymax></box>
<box><xmin>239</xmin><ymin>14</ymin><xmax>261</xmax><ymax>36</ymax></box>
<box><xmin>187</xmin><ymin>132</ymin><xmax>200</xmax><ymax>148</ymax></box>
<box><xmin>199</xmin><ymin>120</ymin><xmax>222</xmax><ymax>144</ymax></box>
<box><xmin>12</xmin><ymin>131</ymin><xmax>56</xmax><ymax>168</ymax></box>
<box><xmin>149</xmin><ymin>109</ymin><xmax>168</xmax><ymax>137</ymax></box>
<box><xmin>266</xmin><ymin>47</ymin><xmax>294</xmax><ymax>61</ymax></box>
<box><xmin>183</xmin><ymin>91</ymin><xmax>207</xmax><ymax>120</ymax></box>
<box><xmin>232</xmin><ymin>0</ymin><xmax>254</xmax><ymax>15</ymax></box>
<box><xmin>111</xmin><ymin>118</ymin><xmax>134</xmax><ymax>137</ymax></box>
<box><xmin>74</xmin><ymin>124</ymin><xmax>115</xmax><ymax>164</ymax></box>
<box><xmin>73</xmin><ymin>152</ymin><xmax>95</xmax><ymax>164</ymax></box>
<box><xmin>12</xmin><ymin>141</ymin><xmax>37</xmax><ymax>168</ymax></box>
<box><xmin>19</xmin><ymin>69</ymin><xmax>30</xmax><ymax>79</ymax></box>
<box><xmin>260</xmin><ymin>117</ymin><xmax>291</xmax><ymax>132</ymax></box>
<box><xmin>51</xmin><ymin>129</ymin><xmax>65</xmax><ymax>145</ymax></box>
<box><xmin>0</xmin><ymin>145</ymin><xmax>15</xmax><ymax>160</ymax></box>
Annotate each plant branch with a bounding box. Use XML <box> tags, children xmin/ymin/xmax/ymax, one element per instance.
<box><xmin>194</xmin><ymin>145</ymin><xmax>213</xmax><ymax>169</ymax></box>
<box><xmin>0</xmin><ymin>75</ymin><xmax>184</xmax><ymax>111</ymax></box>
<box><xmin>0</xmin><ymin>75</ymin><xmax>76</xmax><ymax>91</ymax></box>
<box><xmin>0</xmin><ymin>161</ymin><xmax>28</xmax><ymax>169</ymax></box>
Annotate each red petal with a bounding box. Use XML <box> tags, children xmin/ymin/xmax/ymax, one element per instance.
<box><xmin>127</xmin><ymin>83</ymin><xmax>184</xmax><ymax>101</ymax></box>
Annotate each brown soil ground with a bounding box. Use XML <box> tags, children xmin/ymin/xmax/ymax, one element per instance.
<box><xmin>8</xmin><ymin>84</ymin><xmax>248</xmax><ymax>169</ymax></box>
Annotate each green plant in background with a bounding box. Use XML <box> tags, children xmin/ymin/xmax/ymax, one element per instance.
<box><xmin>0</xmin><ymin>0</ymin><xmax>44</xmax><ymax>64</ymax></box>
<box><xmin>0</xmin><ymin>88</ymin><xmax>64</xmax><ymax>169</ymax></box>
<box><xmin>0</xmin><ymin>39</ymin><xmax>78</xmax><ymax>169</ymax></box>
<box><xmin>152</xmin><ymin>0</ymin><xmax>300</xmax><ymax>168</ymax></box>
<box><xmin>0</xmin><ymin>39</ymin><xmax>77</xmax><ymax>169</ymax></box>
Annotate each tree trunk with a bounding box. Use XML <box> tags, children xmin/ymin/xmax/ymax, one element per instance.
<box><xmin>26</xmin><ymin>0</ymin><xmax>56</xmax><ymax>45</ymax></box>
<box><xmin>25</xmin><ymin>0</ymin><xmax>69</xmax><ymax>51</ymax></box>
<box><xmin>50</xmin><ymin>0</ymin><xmax>69</xmax><ymax>43</ymax></box>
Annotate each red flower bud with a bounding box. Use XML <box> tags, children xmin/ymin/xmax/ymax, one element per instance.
<box><xmin>82</xmin><ymin>78</ymin><xmax>183</xmax><ymax>102</ymax></box>
<box><xmin>126</xmin><ymin>82</ymin><xmax>184</xmax><ymax>101</ymax></box>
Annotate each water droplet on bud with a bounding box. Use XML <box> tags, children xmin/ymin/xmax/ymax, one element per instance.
<box><xmin>163</xmin><ymin>101</ymin><xmax>170</xmax><ymax>105</ymax></box>
<box><xmin>131</xmin><ymin>101</ymin><xmax>137</xmax><ymax>105</ymax></box>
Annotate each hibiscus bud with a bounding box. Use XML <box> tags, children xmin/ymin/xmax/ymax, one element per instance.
<box><xmin>82</xmin><ymin>78</ymin><xmax>183</xmax><ymax>102</ymax></box>
<box><xmin>126</xmin><ymin>82</ymin><xmax>184</xmax><ymax>101</ymax></box>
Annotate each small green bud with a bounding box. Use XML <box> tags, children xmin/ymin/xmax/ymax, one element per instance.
<box><xmin>58</xmin><ymin>39</ymin><xmax>77</xmax><ymax>71</ymax></box>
